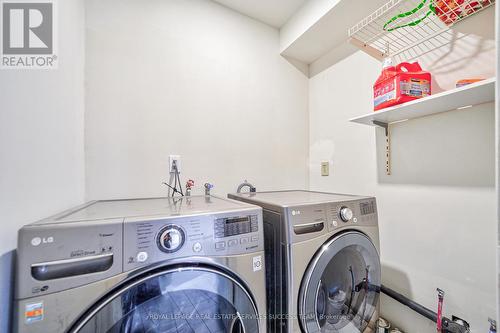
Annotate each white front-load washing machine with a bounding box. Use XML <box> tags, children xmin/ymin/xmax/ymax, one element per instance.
<box><xmin>14</xmin><ymin>196</ymin><xmax>267</xmax><ymax>333</ymax></box>
<box><xmin>228</xmin><ymin>190</ymin><xmax>381</xmax><ymax>333</ymax></box>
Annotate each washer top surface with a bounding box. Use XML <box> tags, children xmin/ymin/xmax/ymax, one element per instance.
<box><xmin>230</xmin><ymin>190</ymin><xmax>369</xmax><ymax>208</ymax></box>
<box><xmin>32</xmin><ymin>196</ymin><xmax>255</xmax><ymax>225</ymax></box>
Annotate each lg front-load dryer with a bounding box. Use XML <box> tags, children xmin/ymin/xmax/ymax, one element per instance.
<box><xmin>14</xmin><ymin>196</ymin><xmax>267</xmax><ymax>333</ymax></box>
<box><xmin>228</xmin><ymin>190</ymin><xmax>381</xmax><ymax>333</ymax></box>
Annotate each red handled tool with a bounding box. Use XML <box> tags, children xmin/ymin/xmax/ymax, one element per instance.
<box><xmin>437</xmin><ymin>288</ymin><xmax>445</xmax><ymax>332</ymax></box>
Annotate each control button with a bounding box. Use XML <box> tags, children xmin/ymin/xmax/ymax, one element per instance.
<box><xmin>353</xmin><ymin>217</ymin><xmax>358</xmax><ymax>223</ymax></box>
<box><xmin>251</xmin><ymin>235</ymin><xmax>259</xmax><ymax>242</ymax></box>
<box><xmin>240</xmin><ymin>237</ymin><xmax>249</xmax><ymax>244</ymax></box>
<box><xmin>215</xmin><ymin>241</ymin><xmax>226</xmax><ymax>250</ymax></box>
<box><xmin>136</xmin><ymin>251</ymin><xmax>148</xmax><ymax>262</ymax></box>
<box><xmin>228</xmin><ymin>239</ymin><xmax>238</xmax><ymax>247</ymax></box>
<box><xmin>339</xmin><ymin>207</ymin><xmax>354</xmax><ymax>222</ymax></box>
<box><xmin>193</xmin><ymin>242</ymin><xmax>202</xmax><ymax>253</ymax></box>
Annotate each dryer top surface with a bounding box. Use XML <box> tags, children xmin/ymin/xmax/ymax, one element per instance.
<box><xmin>229</xmin><ymin>190</ymin><xmax>371</xmax><ymax>209</ymax></box>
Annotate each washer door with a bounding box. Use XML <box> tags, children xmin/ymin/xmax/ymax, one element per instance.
<box><xmin>299</xmin><ymin>232</ymin><xmax>381</xmax><ymax>332</ymax></box>
<box><xmin>70</xmin><ymin>265</ymin><xmax>259</xmax><ymax>333</ymax></box>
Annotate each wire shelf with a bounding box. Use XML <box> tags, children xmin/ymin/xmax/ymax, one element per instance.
<box><xmin>348</xmin><ymin>0</ymin><xmax>495</xmax><ymax>60</ymax></box>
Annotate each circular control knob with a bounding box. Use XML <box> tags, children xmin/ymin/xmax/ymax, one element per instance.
<box><xmin>339</xmin><ymin>207</ymin><xmax>353</xmax><ymax>222</ymax></box>
<box><xmin>157</xmin><ymin>225</ymin><xmax>185</xmax><ymax>253</ymax></box>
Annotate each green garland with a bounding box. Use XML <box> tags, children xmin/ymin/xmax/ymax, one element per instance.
<box><xmin>383</xmin><ymin>0</ymin><xmax>436</xmax><ymax>32</ymax></box>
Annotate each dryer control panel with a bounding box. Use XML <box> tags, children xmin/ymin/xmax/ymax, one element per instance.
<box><xmin>123</xmin><ymin>208</ymin><xmax>263</xmax><ymax>271</ymax></box>
<box><xmin>287</xmin><ymin>198</ymin><xmax>378</xmax><ymax>243</ymax></box>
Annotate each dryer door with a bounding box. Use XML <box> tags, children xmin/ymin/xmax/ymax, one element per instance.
<box><xmin>69</xmin><ymin>265</ymin><xmax>259</xmax><ymax>333</ymax></box>
<box><xmin>299</xmin><ymin>232</ymin><xmax>381</xmax><ymax>333</ymax></box>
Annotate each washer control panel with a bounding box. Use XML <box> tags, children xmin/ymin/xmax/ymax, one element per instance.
<box><xmin>123</xmin><ymin>208</ymin><xmax>263</xmax><ymax>271</ymax></box>
<box><xmin>214</xmin><ymin>215</ymin><xmax>258</xmax><ymax>238</ymax></box>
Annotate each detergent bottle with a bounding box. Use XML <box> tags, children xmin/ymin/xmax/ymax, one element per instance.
<box><xmin>373</xmin><ymin>59</ymin><xmax>431</xmax><ymax>111</ymax></box>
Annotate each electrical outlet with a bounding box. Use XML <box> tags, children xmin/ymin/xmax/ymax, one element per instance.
<box><xmin>169</xmin><ymin>155</ymin><xmax>181</xmax><ymax>173</ymax></box>
<box><xmin>321</xmin><ymin>162</ymin><xmax>329</xmax><ymax>176</ymax></box>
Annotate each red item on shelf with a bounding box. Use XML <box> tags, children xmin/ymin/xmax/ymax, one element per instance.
<box><xmin>434</xmin><ymin>0</ymin><xmax>463</xmax><ymax>25</ymax></box>
<box><xmin>434</xmin><ymin>0</ymin><xmax>491</xmax><ymax>25</ymax></box>
<box><xmin>373</xmin><ymin>61</ymin><xmax>431</xmax><ymax>111</ymax></box>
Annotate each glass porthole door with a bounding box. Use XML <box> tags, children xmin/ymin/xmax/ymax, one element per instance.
<box><xmin>299</xmin><ymin>232</ymin><xmax>381</xmax><ymax>333</ymax></box>
<box><xmin>70</xmin><ymin>266</ymin><xmax>259</xmax><ymax>333</ymax></box>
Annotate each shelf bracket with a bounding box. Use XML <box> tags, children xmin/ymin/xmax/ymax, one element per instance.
<box><xmin>348</xmin><ymin>37</ymin><xmax>386</xmax><ymax>60</ymax></box>
<box><xmin>372</xmin><ymin>121</ymin><xmax>388</xmax><ymax>135</ymax></box>
<box><xmin>372</xmin><ymin>121</ymin><xmax>391</xmax><ymax>175</ymax></box>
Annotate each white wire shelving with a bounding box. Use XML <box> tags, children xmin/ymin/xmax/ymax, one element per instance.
<box><xmin>348</xmin><ymin>0</ymin><xmax>496</xmax><ymax>60</ymax></box>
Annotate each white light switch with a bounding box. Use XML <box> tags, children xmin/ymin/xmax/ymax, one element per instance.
<box><xmin>321</xmin><ymin>162</ymin><xmax>329</xmax><ymax>176</ymax></box>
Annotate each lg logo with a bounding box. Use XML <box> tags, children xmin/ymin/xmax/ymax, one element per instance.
<box><xmin>31</xmin><ymin>236</ymin><xmax>54</xmax><ymax>246</ymax></box>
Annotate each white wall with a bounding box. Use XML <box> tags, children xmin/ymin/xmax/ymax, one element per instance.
<box><xmin>309</xmin><ymin>9</ymin><xmax>497</xmax><ymax>332</ymax></box>
<box><xmin>0</xmin><ymin>0</ymin><xmax>86</xmax><ymax>331</ymax></box>
<box><xmin>84</xmin><ymin>0</ymin><xmax>309</xmax><ymax>200</ymax></box>
<box><xmin>496</xmin><ymin>0</ymin><xmax>499</xmax><ymax>326</ymax></box>
<box><xmin>0</xmin><ymin>1</ymin><xmax>495</xmax><ymax>332</ymax></box>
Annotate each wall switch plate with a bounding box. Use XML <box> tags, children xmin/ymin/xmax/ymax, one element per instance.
<box><xmin>169</xmin><ymin>155</ymin><xmax>181</xmax><ymax>173</ymax></box>
<box><xmin>321</xmin><ymin>162</ymin><xmax>329</xmax><ymax>176</ymax></box>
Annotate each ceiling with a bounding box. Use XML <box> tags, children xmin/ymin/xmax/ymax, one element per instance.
<box><xmin>212</xmin><ymin>0</ymin><xmax>307</xmax><ymax>28</ymax></box>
